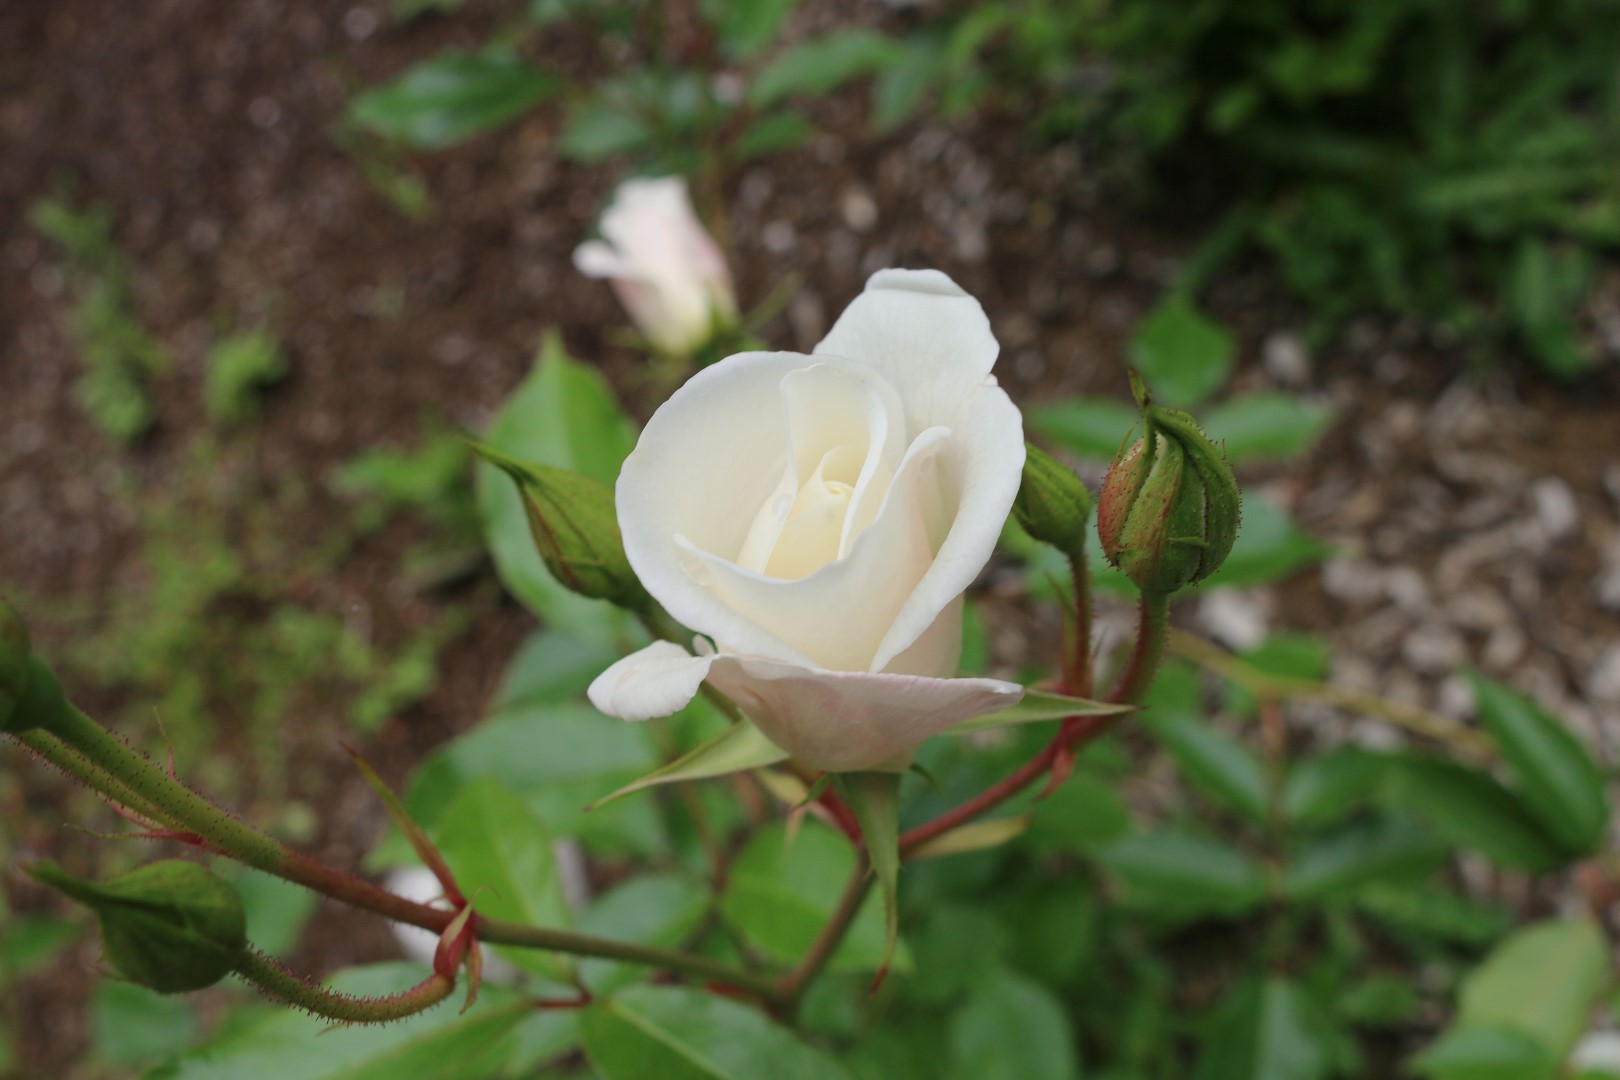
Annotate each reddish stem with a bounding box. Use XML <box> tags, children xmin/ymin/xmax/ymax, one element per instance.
<box><xmin>899</xmin><ymin>714</ymin><xmax>1110</xmax><ymax>855</ymax></box>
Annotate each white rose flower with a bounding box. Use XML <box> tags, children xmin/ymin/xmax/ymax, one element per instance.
<box><xmin>573</xmin><ymin>176</ymin><xmax>737</xmax><ymax>358</ymax></box>
<box><xmin>588</xmin><ymin>269</ymin><xmax>1026</xmax><ymax>772</ymax></box>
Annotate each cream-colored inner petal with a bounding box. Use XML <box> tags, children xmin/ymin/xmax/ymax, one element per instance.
<box><xmin>732</xmin><ymin>362</ymin><xmax>905</xmax><ymax>580</ymax></box>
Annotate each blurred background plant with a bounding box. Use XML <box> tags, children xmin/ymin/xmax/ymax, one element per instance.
<box><xmin>4</xmin><ymin>0</ymin><xmax>1619</xmax><ymax>1076</ymax></box>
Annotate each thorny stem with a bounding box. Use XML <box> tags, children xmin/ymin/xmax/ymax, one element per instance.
<box><xmin>17</xmin><ymin>729</ymin><xmax>182</xmax><ymax>833</ymax></box>
<box><xmin>235</xmin><ymin>947</ymin><xmax>458</xmax><ymax>1024</ymax></box>
<box><xmin>20</xmin><ymin>707</ymin><xmax>791</xmax><ymax>1006</ymax></box>
<box><xmin>780</xmin><ymin>861</ymin><xmax>872</xmax><ymax>1011</ymax></box>
<box><xmin>1166</xmin><ymin>629</ymin><xmax>1495</xmax><ymax>757</ymax></box>
<box><xmin>1067</xmin><ymin>551</ymin><xmax>1094</xmax><ymax>698</ymax></box>
<box><xmin>1106</xmin><ymin>592</ymin><xmax>1171</xmax><ymax>707</ymax></box>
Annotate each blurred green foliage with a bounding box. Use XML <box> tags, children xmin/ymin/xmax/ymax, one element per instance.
<box><xmin>917</xmin><ymin>0</ymin><xmax>1620</xmax><ymax>375</ymax></box>
<box><xmin>30</xmin><ymin>197</ymin><xmax>170</xmax><ymax>441</ymax></box>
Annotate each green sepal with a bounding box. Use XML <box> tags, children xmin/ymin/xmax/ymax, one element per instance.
<box><xmin>588</xmin><ymin>721</ymin><xmax>788</xmax><ymax>810</ymax></box>
<box><xmin>30</xmin><ymin>859</ymin><xmax>247</xmax><ymax>993</ymax></box>
<box><xmin>467</xmin><ymin>441</ymin><xmax>650</xmax><ymax>612</ymax></box>
<box><xmin>835</xmin><ymin>771</ymin><xmax>901</xmax><ymax>986</ymax></box>
<box><xmin>942</xmin><ymin>687</ymin><xmax>1133</xmax><ymax>736</ymax></box>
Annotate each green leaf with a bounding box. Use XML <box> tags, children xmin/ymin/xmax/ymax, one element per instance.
<box><xmin>1283</xmin><ymin>747</ymin><xmax>1391</xmax><ymax>829</ymax></box>
<box><xmin>1455</xmin><ymin>919</ymin><xmax>1608</xmax><ymax>1062</ymax></box>
<box><xmin>1387</xmin><ymin>757</ymin><xmax>1568</xmax><ymax>872</ymax></box>
<box><xmin>1141</xmin><ymin>709</ymin><xmax>1268</xmax><ymax>825</ymax></box>
<box><xmin>581</xmin><ymin>984</ymin><xmax>852</xmax><ymax>1079</ymax></box>
<box><xmin>941</xmin><ymin>688</ymin><xmax>1132</xmax><ymax>735</ymax></box>
<box><xmin>404</xmin><ymin>702</ymin><xmax>664</xmax><ymax>856</ymax></box>
<box><xmin>476</xmin><ymin>332</ymin><xmax>639</xmax><ymax>641</ymax></box>
<box><xmin>720</xmin><ymin>822</ymin><xmax>897</xmax><ymax>973</ymax></box>
<box><xmin>1195</xmin><ymin>979</ymin><xmax>1330</xmax><ymax>1080</ymax></box>
<box><xmin>838</xmin><ymin>771</ymin><xmax>902</xmax><ymax>979</ymax></box>
<box><xmin>732</xmin><ymin>111</ymin><xmax>814</xmax><ymax>161</ymax></box>
<box><xmin>1468</xmin><ymin>674</ymin><xmax>1607</xmax><ymax>854</ymax></box>
<box><xmin>558</xmin><ymin>97</ymin><xmax>655</xmax><ymax>164</ymax></box>
<box><xmin>1198</xmin><ymin>494</ymin><xmax>1329</xmax><ymax>590</ymax></box>
<box><xmin>491</xmin><ymin>629</ymin><xmax>619</xmax><ymax>711</ymax></box>
<box><xmin>749</xmin><ymin>30</ymin><xmax>899</xmax><ymax>109</ymax></box>
<box><xmin>142</xmin><ymin>964</ymin><xmax>558</xmax><ymax>1080</ymax></box>
<box><xmin>871</xmin><ymin>35</ymin><xmax>948</xmax><ymax>134</ymax></box>
<box><xmin>1027</xmin><ymin>395</ymin><xmax>1140</xmax><ymax>462</ymax></box>
<box><xmin>92</xmin><ymin>982</ymin><xmax>196</xmax><ymax>1067</ymax></box>
<box><xmin>1351</xmin><ymin>882</ymin><xmax>1513</xmax><ymax>947</ymax></box>
<box><xmin>433</xmin><ymin>778</ymin><xmax>573</xmax><ymax>982</ymax></box>
<box><xmin>30</xmin><ymin>860</ymin><xmax>245</xmax><ymax>994</ymax></box>
<box><xmin>1129</xmin><ymin>296</ymin><xmax>1235</xmax><ymax>408</ymax></box>
<box><xmin>1410</xmin><ymin>1025</ymin><xmax>1556</xmax><ymax>1080</ymax></box>
<box><xmin>1096</xmin><ymin>828</ymin><xmax>1267</xmax><ymax>919</ymax></box>
<box><xmin>704</xmin><ymin>0</ymin><xmax>797</xmax><ymax>59</ymax></box>
<box><xmin>947</xmin><ymin>967</ymin><xmax>1079</xmax><ymax>1080</ymax></box>
<box><xmin>576</xmin><ymin>874</ymin><xmax>708</xmax><ymax>994</ymax></box>
<box><xmin>1286</xmin><ymin>816</ymin><xmax>1448</xmax><ymax>901</ymax></box>
<box><xmin>590</xmin><ymin>721</ymin><xmax>788</xmax><ymax>809</ymax></box>
<box><xmin>1025</xmin><ymin>774</ymin><xmax>1131</xmax><ymax>854</ymax></box>
<box><xmin>348</xmin><ymin>48</ymin><xmax>559</xmax><ymax>149</ymax></box>
<box><xmin>1201</xmin><ymin>392</ymin><xmax>1334</xmax><ymax>464</ymax></box>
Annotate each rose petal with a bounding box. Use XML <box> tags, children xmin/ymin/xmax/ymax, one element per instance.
<box><xmin>871</xmin><ymin>387</ymin><xmax>1024</xmax><ymax>672</ymax></box>
<box><xmin>587</xmin><ymin>640</ymin><xmax>718</xmax><ymax>721</ymax></box>
<box><xmin>617</xmin><ymin>351</ymin><xmax>824</xmax><ymax>666</ymax></box>
<box><xmin>814</xmin><ymin>269</ymin><xmax>1001</xmax><ymax>426</ymax></box>
<box><xmin>676</xmin><ymin>425</ymin><xmax>950</xmax><ymax>672</ymax></box>
<box><xmin>704</xmin><ymin>654</ymin><xmax>1023</xmax><ymax>773</ymax></box>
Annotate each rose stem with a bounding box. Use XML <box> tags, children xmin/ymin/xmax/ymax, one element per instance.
<box><xmin>15</xmin><ymin>708</ymin><xmax>790</xmax><ymax>1006</ymax></box>
<box><xmin>1068</xmin><ymin>549</ymin><xmax>1093</xmax><ymax>698</ymax></box>
<box><xmin>898</xmin><ymin>590</ymin><xmax>1172</xmax><ymax>855</ymax></box>
<box><xmin>1103</xmin><ymin>591</ymin><xmax>1170</xmax><ymax>707</ymax></box>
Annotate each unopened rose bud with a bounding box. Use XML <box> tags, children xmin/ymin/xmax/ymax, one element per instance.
<box><xmin>573</xmin><ymin>177</ymin><xmax>738</xmax><ymax>359</ymax></box>
<box><xmin>1097</xmin><ymin>374</ymin><xmax>1240</xmax><ymax>594</ymax></box>
<box><xmin>472</xmin><ymin>443</ymin><xmax>651</xmax><ymax>612</ymax></box>
<box><xmin>1014</xmin><ymin>442</ymin><xmax>1093</xmax><ymax>557</ymax></box>
<box><xmin>30</xmin><ymin>860</ymin><xmax>247</xmax><ymax>993</ymax></box>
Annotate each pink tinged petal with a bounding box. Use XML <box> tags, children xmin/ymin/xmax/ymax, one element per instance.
<box><xmin>676</xmin><ymin>425</ymin><xmax>951</xmax><ymax>672</ymax></box>
<box><xmin>616</xmin><ymin>352</ymin><xmax>823</xmax><ymax>667</ymax></box>
<box><xmin>704</xmin><ymin>655</ymin><xmax>1024</xmax><ymax>773</ymax></box>
<box><xmin>587</xmin><ymin>640</ymin><xmax>717</xmax><ymax>722</ymax></box>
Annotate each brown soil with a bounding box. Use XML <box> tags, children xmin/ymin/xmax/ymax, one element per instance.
<box><xmin>3</xmin><ymin>2</ymin><xmax>1618</xmax><ymax>1077</ymax></box>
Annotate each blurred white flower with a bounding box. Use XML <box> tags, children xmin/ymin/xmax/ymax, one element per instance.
<box><xmin>574</xmin><ymin>177</ymin><xmax>737</xmax><ymax>358</ymax></box>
